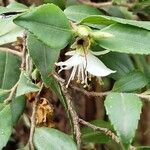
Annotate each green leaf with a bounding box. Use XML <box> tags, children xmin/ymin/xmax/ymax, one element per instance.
<box><xmin>136</xmin><ymin>146</ymin><xmax>150</xmax><ymax>150</ymax></box>
<box><xmin>27</xmin><ymin>34</ymin><xmax>67</xmax><ymax>108</ymax></box>
<box><xmin>0</xmin><ymin>50</ymin><xmax>21</xmax><ymax>89</ymax></box>
<box><xmin>64</xmin><ymin>5</ymin><xmax>103</xmax><ymax>22</ymax></box>
<box><xmin>101</xmin><ymin>6</ymin><xmax>135</xmax><ymax>19</ymax></box>
<box><xmin>81</xmin><ymin>120</ymin><xmax>112</xmax><ymax>144</ymax></box>
<box><xmin>14</xmin><ymin>4</ymin><xmax>73</xmax><ymax>50</ymax></box>
<box><xmin>27</xmin><ymin>33</ymin><xmax>58</xmax><ymax>85</ymax></box>
<box><xmin>0</xmin><ymin>89</ymin><xmax>10</xmax><ymax>103</ymax></box>
<box><xmin>0</xmin><ymin>17</ymin><xmax>23</xmax><ymax>45</ymax></box>
<box><xmin>0</xmin><ymin>2</ymin><xmax>28</xmax><ymax>14</ymax></box>
<box><xmin>43</xmin><ymin>0</ymin><xmax>66</xmax><ymax>10</ymax></box>
<box><xmin>16</xmin><ymin>72</ymin><xmax>39</xmax><ymax>97</ymax></box>
<box><xmin>81</xmin><ymin>15</ymin><xmax>150</xmax><ymax>31</ymax></box>
<box><xmin>113</xmin><ymin>71</ymin><xmax>148</xmax><ymax>92</ymax></box>
<box><xmin>100</xmin><ymin>52</ymin><xmax>134</xmax><ymax>80</ymax></box>
<box><xmin>105</xmin><ymin>93</ymin><xmax>142</xmax><ymax>146</ymax></box>
<box><xmin>11</xmin><ymin>96</ymin><xmax>26</xmax><ymax>125</ymax></box>
<box><xmin>34</xmin><ymin>127</ymin><xmax>77</xmax><ymax>150</ymax></box>
<box><xmin>97</xmin><ymin>23</ymin><xmax>150</xmax><ymax>54</ymax></box>
<box><xmin>0</xmin><ymin>104</ymin><xmax>12</xmax><ymax>149</ymax></box>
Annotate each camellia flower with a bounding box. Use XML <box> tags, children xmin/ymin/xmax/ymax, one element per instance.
<box><xmin>55</xmin><ymin>48</ymin><xmax>116</xmax><ymax>88</ymax></box>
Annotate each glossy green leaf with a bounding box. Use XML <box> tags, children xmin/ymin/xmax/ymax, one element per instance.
<box><xmin>64</xmin><ymin>5</ymin><xmax>103</xmax><ymax>22</ymax></box>
<box><xmin>27</xmin><ymin>33</ymin><xmax>59</xmax><ymax>85</ymax></box>
<box><xmin>27</xmin><ymin>34</ymin><xmax>67</xmax><ymax>108</ymax></box>
<box><xmin>81</xmin><ymin>15</ymin><xmax>150</xmax><ymax>31</ymax></box>
<box><xmin>100</xmin><ymin>52</ymin><xmax>134</xmax><ymax>80</ymax></box>
<box><xmin>11</xmin><ymin>96</ymin><xmax>26</xmax><ymax>125</ymax></box>
<box><xmin>0</xmin><ymin>104</ymin><xmax>12</xmax><ymax>149</ymax></box>
<box><xmin>97</xmin><ymin>23</ymin><xmax>150</xmax><ymax>54</ymax></box>
<box><xmin>34</xmin><ymin>127</ymin><xmax>77</xmax><ymax>150</ymax></box>
<box><xmin>16</xmin><ymin>72</ymin><xmax>39</xmax><ymax>97</ymax></box>
<box><xmin>105</xmin><ymin>93</ymin><xmax>142</xmax><ymax>146</ymax></box>
<box><xmin>81</xmin><ymin>120</ymin><xmax>112</xmax><ymax>144</ymax></box>
<box><xmin>0</xmin><ymin>17</ymin><xmax>23</xmax><ymax>45</ymax></box>
<box><xmin>44</xmin><ymin>0</ymin><xmax>66</xmax><ymax>9</ymax></box>
<box><xmin>14</xmin><ymin>4</ymin><xmax>73</xmax><ymax>50</ymax></box>
<box><xmin>0</xmin><ymin>50</ymin><xmax>21</xmax><ymax>89</ymax></box>
<box><xmin>0</xmin><ymin>2</ymin><xmax>28</xmax><ymax>14</ymax></box>
<box><xmin>113</xmin><ymin>71</ymin><xmax>148</xmax><ymax>92</ymax></box>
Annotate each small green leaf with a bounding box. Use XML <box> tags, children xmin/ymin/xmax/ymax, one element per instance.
<box><xmin>105</xmin><ymin>93</ymin><xmax>142</xmax><ymax>146</ymax></box>
<box><xmin>14</xmin><ymin>4</ymin><xmax>73</xmax><ymax>50</ymax></box>
<box><xmin>0</xmin><ymin>17</ymin><xmax>23</xmax><ymax>45</ymax></box>
<box><xmin>34</xmin><ymin>127</ymin><xmax>77</xmax><ymax>150</ymax></box>
<box><xmin>81</xmin><ymin>15</ymin><xmax>150</xmax><ymax>31</ymax></box>
<box><xmin>16</xmin><ymin>72</ymin><xmax>39</xmax><ymax>97</ymax></box>
<box><xmin>0</xmin><ymin>104</ymin><xmax>12</xmax><ymax>149</ymax></box>
<box><xmin>113</xmin><ymin>71</ymin><xmax>149</xmax><ymax>92</ymax></box>
<box><xmin>11</xmin><ymin>96</ymin><xmax>26</xmax><ymax>125</ymax></box>
<box><xmin>0</xmin><ymin>1</ymin><xmax>28</xmax><ymax>14</ymax></box>
<box><xmin>64</xmin><ymin>5</ymin><xmax>103</xmax><ymax>22</ymax></box>
<box><xmin>97</xmin><ymin>23</ymin><xmax>150</xmax><ymax>54</ymax></box>
<box><xmin>100</xmin><ymin>52</ymin><xmax>134</xmax><ymax>80</ymax></box>
<box><xmin>81</xmin><ymin>120</ymin><xmax>112</xmax><ymax>144</ymax></box>
<box><xmin>0</xmin><ymin>50</ymin><xmax>21</xmax><ymax>89</ymax></box>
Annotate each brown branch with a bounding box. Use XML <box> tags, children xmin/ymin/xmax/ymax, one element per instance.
<box><xmin>71</xmin><ymin>85</ymin><xmax>110</xmax><ymax>97</ymax></box>
<box><xmin>79</xmin><ymin>118</ymin><xmax>120</xmax><ymax>143</ymax></box>
<box><xmin>53</xmin><ymin>73</ymin><xmax>81</xmax><ymax>149</ymax></box>
<box><xmin>28</xmin><ymin>83</ymin><xmax>44</xmax><ymax>150</ymax></box>
<box><xmin>54</xmin><ymin>72</ymin><xmax>150</xmax><ymax>102</ymax></box>
<box><xmin>21</xmin><ymin>34</ymin><xmax>27</xmax><ymax>71</ymax></box>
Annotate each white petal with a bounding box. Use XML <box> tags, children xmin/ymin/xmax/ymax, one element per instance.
<box><xmin>65</xmin><ymin>51</ymin><xmax>76</xmax><ymax>56</ymax></box>
<box><xmin>55</xmin><ymin>54</ymin><xmax>83</xmax><ymax>68</ymax></box>
<box><xmin>86</xmin><ymin>53</ymin><xmax>116</xmax><ymax>77</ymax></box>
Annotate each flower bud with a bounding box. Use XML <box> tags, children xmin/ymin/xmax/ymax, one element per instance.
<box><xmin>90</xmin><ymin>31</ymin><xmax>113</xmax><ymax>39</ymax></box>
<box><xmin>76</xmin><ymin>25</ymin><xmax>91</xmax><ymax>38</ymax></box>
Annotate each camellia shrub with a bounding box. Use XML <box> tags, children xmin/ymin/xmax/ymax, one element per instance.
<box><xmin>0</xmin><ymin>0</ymin><xmax>150</xmax><ymax>150</ymax></box>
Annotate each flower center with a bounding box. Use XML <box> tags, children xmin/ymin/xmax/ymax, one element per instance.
<box><xmin>75</xmin><ymin>37</ymin><xmax>91</xmax><ymax>56</ymax></box>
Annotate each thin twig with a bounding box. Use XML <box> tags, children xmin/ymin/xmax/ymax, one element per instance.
<box><xmin>79</xmin><ymin>118</ymin><xmax>120</xmax><ymax>143</ymax></box>
<box><xmin>54</xmin><ymin>72</ymin><xmax>150</xmax><ymax>102</ymax></box>
<box><xmin>21</xmin><ymin>34</ymin><xmax>27</xmax><ymax>71</ymax></box>
<box><xmin>71</xmin><ymin>85</ymin><xmax>110</xmax><ymax>97</ymax></box>
<box><xmin>4</xmin><ymin>81</ymin><xmax>19</xmax><ymax>104</ymax></box>
<box><xmin>0</xmin><ymin>47</ymin><xmax>22</xmax><ymax>57</ymax></box>
<box><xmin>53</xmin><ymin>73</ymin><xmax>81</xmax><ymax>149</ymax></box>
<box><xmin>28</xmin><ymin>83</ymin><xmax>44</xmax><ymax>150</ymax></box>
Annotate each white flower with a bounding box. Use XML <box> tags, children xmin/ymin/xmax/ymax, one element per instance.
<box><xmin>55</xmin><ymin>50</ymin><xmax>116</xmax><ymax>88</ymax></box>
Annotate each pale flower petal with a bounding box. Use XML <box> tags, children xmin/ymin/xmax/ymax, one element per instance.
<box><xmin>86</xmin><ymin>53</ymin><xmax>116</xmax><ymax>77</ymax></box>
<box><xmin>55</xmin><ymin>53</ymin><xmax>83</xmax><ymax>68</ymax></box>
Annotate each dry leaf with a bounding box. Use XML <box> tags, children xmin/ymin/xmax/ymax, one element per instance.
<box><xmin>36</xmin><ymin>98</ymin><xmax>55</xmax><ymax>127</ymax></box>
